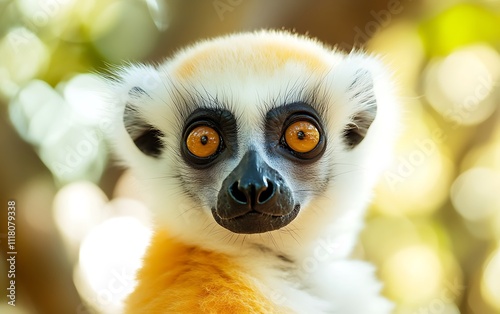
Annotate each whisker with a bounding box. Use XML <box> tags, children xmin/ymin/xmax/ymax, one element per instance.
<box><xmin>268</xmin><ymin>233</ymin><xmax>278</xmax><ymax>250</ymax></box>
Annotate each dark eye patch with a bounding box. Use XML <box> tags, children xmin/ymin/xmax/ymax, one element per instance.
<box><xmin>124</xmin><ymin>102</ymin><xmax>164</xmax><ymax>158</ymax></box>
<box><xmin>180</xmin><ymin>108</ymin><xmax>238</xmax><ymax>169</ymax></box>
<box><xmin>133</xmin><ymin>128</ymin><xmax>164</xmax><ymax>157</ymax></box>
<box><xmin>342</xmin><ymin>69</ymin><xmax>377</xmax><ymax>149</ymax></box>
<box><xmin>265</xmin><ymin>102</ymin><xmax>327</xmax><ymax>163</ymax></box>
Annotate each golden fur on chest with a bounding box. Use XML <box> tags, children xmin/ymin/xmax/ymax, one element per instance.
<box><xmin>126</xmin><ymin>230</ymin><xmax>290</xmax><ymax>313</ymax></box>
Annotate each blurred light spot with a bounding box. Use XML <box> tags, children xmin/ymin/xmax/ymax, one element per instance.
<box><xmin>382</xmin><ymin>245</ymin><xmax>443</xmax><ymax>305</ymax></box>
<box><xmin>38</xmin><ymin>124</ymin><xmax>108</xmax><ymax>183</ymax></box>
<box><xmin>8</xmin><ymin>80</ymin><xmax>67</xmax><ymax>145</ymax></box>
<box><xmin>375</xmin><ymin>127</ymin><xmax>453</xmax><ymax>216</ymax></box>
<box><xmin>77</xmin><ymin>216</ymin><xmax>152</xmax><ymax>313</ymax></box>
<box><xmin>8</xmin><ymin>79</ymin><xmax>108</xmax><ymax>183</ymax></box>
<box><xmin>68</xmin><ymin>0</ymin><xmax>100</xmax><ymax>24</ymax></box>
<box><xmin>438</xmin><ymin>46</ymin><xmax>498</xmax><ymax>103</ymax></box>
<box><xmin>104</xmin><ymin>197</ymin><xmax>152</xmax><ymax>225</ymax></box>
<box><xmin>0</xmin><ymin>28</ymin><xmax>49</xmax><ymax>98</ymax></box>
<box><xmin>89</xmin><ymin>0</ymin><xmax>159</xmax><ymax>62</ymax></box>
<box><xmin>481</xmin><ymin>248</ymin><xmax>500</xmax><ymax>310</ymax></box>
<box><xmin>15</xmin><ymin>0</ymin><xmax>86</xmax><ymax>41</ymax></box>
<box><xmin>144</xmin><ymin>0</ymin><xmax>170</xmax><ymax>31</ymax></box>
<box><xmin>84</xmin><ymin>0</ymin><xmax>121</xmax><ymax>39</ymax></box>
<box><xmin>63</xmin><ymin>74</ymin><xmax>108</xmax><ymax>124</ymax></box>
<box><xmin>451</xmin><ymin>168</ymin><xmax>500</xmax><ymax>222</ymax></box>
<box><xmin>17</xmin><ymin>0</ymin><xmax>77</xmax><ymax>24</ymax></box>
<box><xmin>53</xmin><ymin>181</ymin><xmax>108</xmax><ymax>253</ymax></box>
<box><xmin>424</xmin><ymin>45</ymin><xmax>500</xmax><ymax>126</ymax></box>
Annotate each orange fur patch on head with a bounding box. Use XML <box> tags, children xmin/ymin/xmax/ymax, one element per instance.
<box><xmin>125</xmin><ymin>230</ymin><xmax>290</xmax><ymax>313</ymax></box>
<box><xmin>174</xmin><ymin>34</ymin><xmax>330</xmax><ymax>80</ymax></box>
<box><xmin>257</xmin><ymin>41</ymin><xmax>328</xmax><ymax>71</ymax></box>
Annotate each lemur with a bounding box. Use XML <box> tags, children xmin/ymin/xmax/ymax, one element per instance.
<box><xmin>103</xmin><ymin>30</ymin><xmax>398</xmax><ymax>313</ymax></box>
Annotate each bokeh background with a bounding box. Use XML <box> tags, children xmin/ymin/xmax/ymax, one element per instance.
<box><xmin>1</xmin><ymin>0</ymin><xmax>499</xmax><ymax>313</ymax></box>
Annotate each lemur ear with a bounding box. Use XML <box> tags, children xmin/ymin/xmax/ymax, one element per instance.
<box><xmin>343</xmin><ymin>69</ymin><xmax>377</xmax><ymax>149</ymax></box>
<box><xmin>124</xmin><ymin>86</ymin><xmax>164</xmax><ymax>157</ymax></box>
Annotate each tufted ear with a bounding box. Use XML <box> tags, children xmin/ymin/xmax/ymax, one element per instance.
<box><xmin>342</xmin><ymin>69</ymin><xmax>377</xmax><ymax>149</ymax></box>
<box><xmin>123</xmin><ymin>86</ymin><xmax>164</xmax><ymax>157</ymax></box>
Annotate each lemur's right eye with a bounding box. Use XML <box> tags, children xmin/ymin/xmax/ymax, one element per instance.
<box><xmin>181</xmin><ymin>108</ymin><xmax>236</xmax><ymax>168</ymax></box>
<box><xmin>186</xmin><ymin>126</ymin><xmax>221</xmax><ymax>158</ymax></box>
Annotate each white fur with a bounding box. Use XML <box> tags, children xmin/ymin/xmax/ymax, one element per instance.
<box><xmin>103</xmin><ymin>30</ymin><xmax>398</xmax><ymax>313</ymax></box>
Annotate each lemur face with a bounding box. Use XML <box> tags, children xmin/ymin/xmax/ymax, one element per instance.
<box><xmin>108</xmin><ymin>31</ymin><xmax>396</xmax><ymax>251</ymax></box>
<box><xmin>185</xmin><ymin>102</ymin><xmax>327</xmax><ymax>234</ymax></box>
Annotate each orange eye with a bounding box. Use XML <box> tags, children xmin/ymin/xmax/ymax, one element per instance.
<box><xmin>186</xmin><ymin>126</ymin><xmax>220</xmax><ymax>158</ymax></box>
<box><xmin>284</xmin><ymin>121</ymin><xmax>320</xmax><ymax>153</ymax></box>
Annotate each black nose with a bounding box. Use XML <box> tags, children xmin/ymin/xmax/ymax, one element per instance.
<box><xmin>229</xmin><ymin>175</ymin><xmax>275</xmax><ymax>206</ymax></box>
<box><xmin>214</xmin><ymin>150</ymin><xmax>298</xmax><ymax>233</ymax></box>
<box><xmin>215</xmin><ymin>150</ymin><xmax>294</xmax><ymax>221</ymax></box>
<box><xmin>225</xmin><ymin>151</ymin><xmax>281</xmax><ymax>214</ymax></box>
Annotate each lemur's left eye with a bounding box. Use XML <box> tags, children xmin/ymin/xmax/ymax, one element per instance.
<box><xmin>186</xmin><ymin>126</ymin><xmax>221</xmax><ymax>158</ymax></box>
<box><xmin>284</xmin><ymin>121</ymin><xmax>320</xmax><ymax>153</ymax></box>
<box><xmin>267</xmin><ymin>103</ymin><xmax>326</xmax><ymax>162</ymax></box>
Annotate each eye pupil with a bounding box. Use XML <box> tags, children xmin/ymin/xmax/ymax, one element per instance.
<box><xmin>200</xmin><ymin>135</ymin><xmax>208</xmax><ymax>145</ymax></box>
<box><xmin>297</xmin><ymin>130</ymin><xmax>305</xmax><ymax>140</ymax></box>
